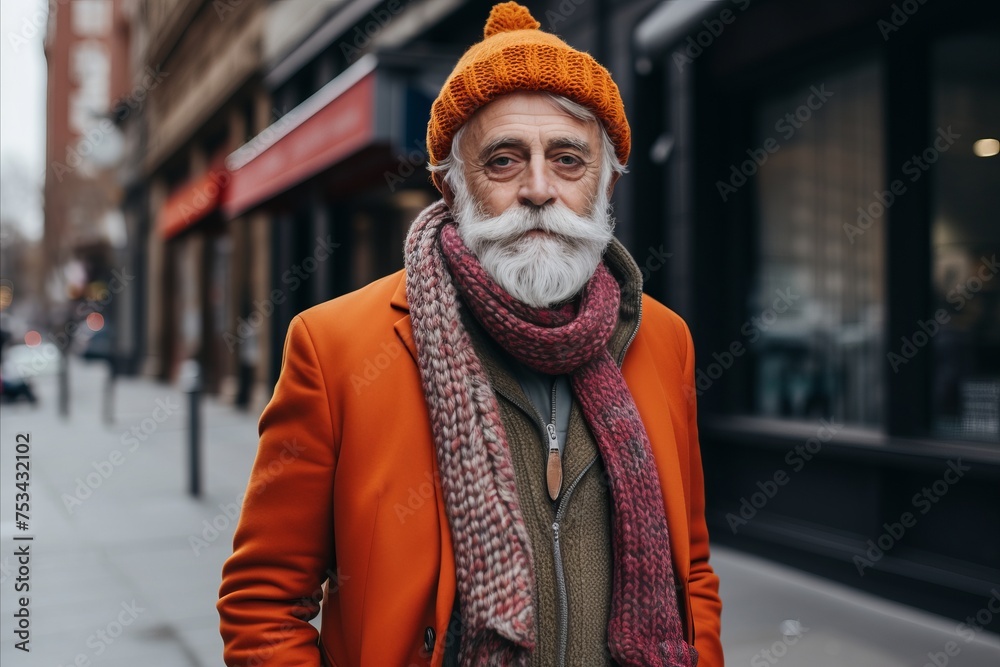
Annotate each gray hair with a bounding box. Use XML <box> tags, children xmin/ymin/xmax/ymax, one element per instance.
<box><xmin>428</xmin><ymin>93</ymin><xmax>626</xmax><ymax>199</ymax></box>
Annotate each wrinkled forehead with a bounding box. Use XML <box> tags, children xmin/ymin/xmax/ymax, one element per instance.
<box><xmin>460</xmin><ymin>92</ymin><xmax>602</xmax><ymax>158</ymax></box>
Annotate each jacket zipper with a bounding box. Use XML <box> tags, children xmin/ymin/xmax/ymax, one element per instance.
<box><xmin>493</xmin><ymin>382</ymin><xmax>579</xmax><ymax>666</ymax></box>
<box><xmin>494</xmin><ymin>382</ymin><xmax>598</xmax><ymax>667</ymax></box>
<box><xmin>552</xmin><ymin>456</ymin><xmax>597</xmax><ymax>667</ymax></box>
<box><xmin>492</xmin><ymin>280</ymin><xmax>640</xmax><ymax>431</ymax></box>
<box><xmin>489</xmin><ymin>290</ymin><xmax>641</xmax><ymax>667</ymax></box>
<box><xmin>544</xmin><ymin>380</ymin><xmax>562</xmax><ymax>501</ymax></box>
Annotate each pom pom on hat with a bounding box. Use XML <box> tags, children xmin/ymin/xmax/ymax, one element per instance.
<box><xmin>484</xmin><ymin>2</ymin><xmax>541</xmax><ymax>38</ymax></box>
<box><xmin>427</xmin><ymin>2</ymin><xmax>630</xmax><ymax>191</ymax></box>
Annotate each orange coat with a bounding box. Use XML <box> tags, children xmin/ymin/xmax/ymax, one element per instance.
<box><xmin>218</xmin><ymin>269</ymin><xmax>724</xmax><ymax>666</ymax></box>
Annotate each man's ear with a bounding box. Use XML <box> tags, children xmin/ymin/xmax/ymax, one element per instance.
<box><xmin>607</xmin><ymin>171</ymin><xmax>621</xmax><ymax>198</ymax></box>
<box><xmin>440</xmin><ymin>178</ymin><xmax>455</xmax><ymax>208</ymax></box>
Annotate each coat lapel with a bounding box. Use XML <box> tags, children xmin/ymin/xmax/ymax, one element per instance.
<box><xmin>390</xmin><ymin>271</ymin><xmax>419</xmax><ymax>363</ymax></box>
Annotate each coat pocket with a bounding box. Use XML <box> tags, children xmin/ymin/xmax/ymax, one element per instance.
<box><xmin>676</xmin><ymin>579</ymin><xmax>695</xmax><ymax>645</ymax></box>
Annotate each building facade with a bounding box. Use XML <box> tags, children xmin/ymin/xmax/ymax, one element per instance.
<box><xmin>43</xmin><ymin>0</ymin><xmax>132</xmax><ymax>352</ymax></box>
<box><xmin>632</xmin><ymin>0</ymin><xmax>999</xmax><ymax>625</ymax></box>
<box><xmin>121</xmin><ymin>0</ymin><xmax>269</xmax><ymax>398</ymax></box>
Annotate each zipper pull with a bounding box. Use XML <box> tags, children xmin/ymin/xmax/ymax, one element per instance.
<box><xmin>546</xmin><ymin>424</ymin><xmax>562</xmax><ymax>501</ymax></box>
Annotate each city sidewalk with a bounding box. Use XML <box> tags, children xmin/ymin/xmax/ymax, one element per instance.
<box><xmin>1</xmin><ymin>356</ymin><xmax>259</xmax><ymax>666</ymax></box>
<box><xmin>1</xmin><ymin>357</ymin><xmax>998</xmax><ymax>666</ymax></box>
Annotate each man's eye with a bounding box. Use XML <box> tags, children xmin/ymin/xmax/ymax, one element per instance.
<box><xmin>490</xmin><ymin>156</ymin><xmax>514</xmax><ymax>167</ymax></box>
<box><xmin>556</xmin><ymin>155</ymin><xmax>581</xmax><ymax>166</ymax></box>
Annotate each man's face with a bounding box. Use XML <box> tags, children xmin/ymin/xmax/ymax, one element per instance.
<box><xmin>459</xmin><ymin>91</ymin><xmax>604</xmax><ymax>217</ymax></box>
<box><xmin>446</xmin><ymin>92</ymin><xmax>617</xmax><ymax>308</ymax></box>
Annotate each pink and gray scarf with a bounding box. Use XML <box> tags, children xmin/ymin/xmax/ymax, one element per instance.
<box><xmin>404</xmin><ymin>200</ymin><xmax>697</xmax><ymax>666</ymax></box>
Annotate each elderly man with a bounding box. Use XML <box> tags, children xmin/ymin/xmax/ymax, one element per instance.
<box><xmin>218</xmin><ymin>3</ymin><xmax>723</xmax><ymax>666</ymax></box>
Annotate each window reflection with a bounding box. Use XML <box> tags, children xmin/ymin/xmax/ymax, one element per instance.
<box><xmin>931</xmin><ymin>33</ymin><xmax>1000</xmax><ymax>441</ymax></box>
<box><xmin>751</xmin><ymin>61</ymin><xmax>885</xmax><ymax>428</ymax></box>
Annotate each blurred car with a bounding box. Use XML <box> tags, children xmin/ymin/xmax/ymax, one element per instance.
<box><xmin>0</xmin><ymin>343</ymin><xmax>44</xmax><ymax>404</ymax></box>
<box><xmin>2</xmin><ymin>342</ymin><xmax>60</xmax><ymax>377</ymax></box>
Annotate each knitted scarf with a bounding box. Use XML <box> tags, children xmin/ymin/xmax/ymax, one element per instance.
<box><xmin>404</xmin><ymin>200</ymin><xmax>698</xmax><ymax>667</ymax></box>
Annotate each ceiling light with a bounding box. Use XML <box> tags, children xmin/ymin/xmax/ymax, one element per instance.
<box><xmin>973</xmin><ymin>138</ymin><xmax>999</xmax><ymax>157</ymax></box>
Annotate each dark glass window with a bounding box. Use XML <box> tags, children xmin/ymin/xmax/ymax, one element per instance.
<box><xmin>749</xmin><ymin>60</ymin><xmax>885</xmax><ymax>428</ymax></box>
<box><xmin>930</xmin><ymin>33</ymin><xmax>1000</xmax><ymax>441</ymax></box>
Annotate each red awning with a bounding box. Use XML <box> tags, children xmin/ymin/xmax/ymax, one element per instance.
<box><xmin>222</xmin><ymin>62</ymin><xmax>377</xmax><ymax>219</ymax></box>
<box><xmin>158</xmin><ymin>167</ymin><xmax>229</xmax><ymax>239</ymax></box>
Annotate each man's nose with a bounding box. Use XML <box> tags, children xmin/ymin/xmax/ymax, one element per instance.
<box><xmin>517</xmin><ymin>157</ymin><xmax>555</xmax><ymax>207</ymax></box>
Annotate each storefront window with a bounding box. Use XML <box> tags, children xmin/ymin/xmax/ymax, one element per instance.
<box><xmin>931</xmin><ymin>34</ymin><xmax>1000</xmax><ymax>441</ymax></box>
<box><xmin>749</xmin><ymin>61</ymin><xmax>885</xmax><ymax>427</ymax></box>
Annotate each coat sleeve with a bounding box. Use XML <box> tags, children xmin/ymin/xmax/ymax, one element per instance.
<box><xmin>679</xmin><ymin>319</ymin><xmax>725</xmax><ymax>666</ymax></box>
<box><xmin>218</xmin><ymin>315</ymin><xmax>336</xmax><ymax>666</ymax></box>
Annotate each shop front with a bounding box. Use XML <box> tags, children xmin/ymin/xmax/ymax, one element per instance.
<box><xmin>222</xmin><ymin>53</ymin><xmax>447</xmax><ymax>386</ymax></box>
<box><xmin>632</xmin><ymin>0</ymin><xmax>1000</xmax><ymax>623</ymax></box>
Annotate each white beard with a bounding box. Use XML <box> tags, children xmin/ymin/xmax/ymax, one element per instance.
<box><xmin>453</xmin><ymin>188</ymin><xmax>615</xmax><ymax>308</ymax></box>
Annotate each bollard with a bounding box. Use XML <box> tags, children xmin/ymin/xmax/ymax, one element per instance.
<box><xmin>180</xmin><ymin>360</ymin><xmax>202</xmax><ymax>498</ymax></box>
<box><xmin>58</xmin><ymin>345</ymin><xmax>70</xmax><ymax>418</ymax></box>
<box><xmin>103</xmin><ymin>354</ymin><xmax>117</xmax><ymax>425</ymax></box>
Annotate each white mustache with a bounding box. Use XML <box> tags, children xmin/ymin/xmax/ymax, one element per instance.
<box><xmin>460</xmin><ymin>202</ymin><xmax>612</xmax><ymax>248</ymax></box>
<box><xmin>449</xmin><ymin>168</ymin><xmax>616</xmax><ymax>307</ymax></box>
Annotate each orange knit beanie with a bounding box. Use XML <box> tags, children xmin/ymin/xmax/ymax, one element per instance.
<box><xmin>426</xmin><ymin>2</ymin><xmax>630</xmax><ymax>190</ymax></box>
